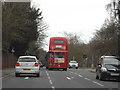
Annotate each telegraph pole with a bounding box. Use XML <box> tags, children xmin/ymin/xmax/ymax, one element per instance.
<box><xmin>113</xmin><ymin>0</ymin><xmax>120</xmax><ymax>57</ymax></box>
<box><xmin>118</xmin><ymin>0</ymin><xmax>120</xmax><ymax>57</ymax></box>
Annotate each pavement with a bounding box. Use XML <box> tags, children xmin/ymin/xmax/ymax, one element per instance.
<box><xmin>87</xmin><ymin>68</ymin><xmax>96</xmax><ymax>73</ymax></box>
<box><xmin>0</xmin><ymin>68</ymin><xmax>15</xmax><ymax>78</ymax></box>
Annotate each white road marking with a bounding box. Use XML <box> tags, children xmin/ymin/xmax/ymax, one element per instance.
<box><xmin>66</xmin><ymin>77</ymin><xmax>71</xmax><ymax>80</ymax></box>
<box><xmin>46</xmin><ymin>70</ymin><xmax>54</xmax><ymax>89</ymax></box>
<box><xmin>71</xmin><ymin>77</ymin><xmax>74</xmax><ymax>79</ymax></box>
<box><xmin>46</xmin><ymin>71</ymin><xmax>50</xmax><ymax>80</ymax></box>
<box><xmin>51</xmin><ymin>86</ymin><xmax>55</xmax><ymax>90</ymax></box>
<box><xmin>46</xmin><ymin>71</ymin><xmax>49</xmax><ymax>76</ymax></box>
<box><xmin>69</xmin><ymin>71</ymin><xmax>74</xmax><ymax>74</ymax></box>
<box><xmin>69</xmin><ymin>70</ymin><xmax>104</xmax><ymax>87</ymax></box>
<box><xmin>78</xmin><ymin>75</ymin><xmax>83</xmax><ymax>77</ymax></box>
<box><xmin>92</xmin><ymin>81</ymin><xmax>104</xmax><ymax>87</ymax></box>
<box><xmin>69</xmin><ymin>71</ymin><xmax>84</xmax><ymax>78</ymax></box>
<box><xmin>48</xmin><ymin>76</ymin><xmax>50</xmax><ymax>80</ymax></box>
<box><xmin>24</xmin><ymin>77</ymin><xmax>29</xmax><ymax>80</ymax></box>
<box><xmin>74</xmin><ymin>73</ymin><xmax>78</xmax><ymax>75</ymax></box>
<box><xmin>84</xmin><ymin>78</ymin><xmax>91</xmax><ymax>81</ymax></box>
<box><xmin>49</xmin><ymin>80</ymin><xmax>53</xmax><ymax>85</ymax></box>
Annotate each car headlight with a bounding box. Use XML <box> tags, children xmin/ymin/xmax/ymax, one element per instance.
<box><xmin>75</xmin><ymin>64</ymin><xmax>78</xmax><ymax>66</ymax></box>
<box><xmin>101</xmin><ymin>67</ymin><xmax>107</xmax><ymax>71</ymax></box>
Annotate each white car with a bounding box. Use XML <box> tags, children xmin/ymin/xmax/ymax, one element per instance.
<box><xmin>69</xmin><ymin>61</ymin><xmax>79</xmax><ymax>69</ymax></box>
<box><xmin>15</xmin><ymin>56</ymin><xmax>40</xmax><ymax>77</ymax></box>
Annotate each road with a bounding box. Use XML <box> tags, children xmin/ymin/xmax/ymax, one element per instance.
<box><xmin>2</xmin><ymin>68</ymin><xmax>120</xmax><ymax>90</ymax></box>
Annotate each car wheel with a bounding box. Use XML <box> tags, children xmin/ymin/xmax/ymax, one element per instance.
<box><xmin>76</xmin><ymin>67</ymin><xmax>78</xmax><ymax>69</ymax></box>
<box><xmin>96</xmin><ymin>75</ymin><xmax>99</xmax><ymax>79</ymax></box>
<box><xmin>15</xmin><ymin>73</ymin><xmax>20</xmax><ymax>77</ymax></box>
<box><xmin>117</xmin><ymin>78</ymin><xmax>120</xmax><ymax>82</ymax></box>
<box><xmin>63</xmin><ymin>68</ymin><xmax>67</xmax><ymax>71</ymax></box>
<box><xmin>36</xmin><ymin>73</ymin><xmax>40</xmax><ymax>77</ymax></box>
<box><xmin>99</xmin><ymin>73</ymin><xmax>104</xmax><ymax>81</ymax></box>
<box><xmin>46</xmin><ymin>67</ymin><xmax>48</xmax><ymax>69</ymax></box>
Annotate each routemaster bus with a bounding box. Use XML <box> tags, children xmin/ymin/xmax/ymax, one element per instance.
<box><xmin>46</xmin><ymin>37</ymin><xmax>68</xmax><ymax>71</ymax></box>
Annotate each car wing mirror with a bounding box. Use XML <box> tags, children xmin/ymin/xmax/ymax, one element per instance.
<box><xmin>98</xmin><ymin>64</ymin><xmax>102</xmax><ymax>67</ymax></box>
<box><xmin>98</xmin><ymin>65</ymin><xmax>102</xmax><ymax>68</ymax></box>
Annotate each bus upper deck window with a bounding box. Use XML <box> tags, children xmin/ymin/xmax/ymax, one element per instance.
<box><xmin>54</xmin><ymin>40</ymin><xmax>64</xmax><ymax>44</ymax></box>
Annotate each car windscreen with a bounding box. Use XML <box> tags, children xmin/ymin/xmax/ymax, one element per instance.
<box><xmin>54</xmin><ymin>52</ymin><xmax>64</xmax><ymax>58</ymax></box>
<box><xmin>18</xmin><ymin>58</ymin><xmax>36</xmax><ymax>62</ymax></box>
<box><xmin>70</xmin><ymin>61</ymin><xmax>77</xmax><ymax>63</ymax></box>
<box><xmin>103</xmin><ymin>58</ymin><xmax>120</xmax><ymax>65</ymax></box>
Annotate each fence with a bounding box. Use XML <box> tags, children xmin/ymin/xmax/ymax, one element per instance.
<box><xmin>2</xmin><ymin>54</ymin><xmax>17</xmax><ymax>69</ymax></box>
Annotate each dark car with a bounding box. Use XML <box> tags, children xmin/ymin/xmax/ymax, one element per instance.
<box><xmin>96</xmin><ymin>56</ymin><xmax>120</xmax><ymax>81</ymax></box>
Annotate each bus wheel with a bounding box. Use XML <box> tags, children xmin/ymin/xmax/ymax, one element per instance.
<box><xmin>63</xmin><ymin>68</ymin><xmax>67</xmax><ymax>71</ymax></box>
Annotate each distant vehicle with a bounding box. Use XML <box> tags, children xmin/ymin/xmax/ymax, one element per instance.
<box><xmin>39</xmin><ymin>61</ymin><xmax>44</xmax><ymax>67</ymax></box>
<box><xmin>15</xmin><ymin>56</ymin><xmax>40</xmax><ymax>77</ymax></box>
<box><xmin>46</xmin><ymin>37</ymin><xmax>68</xmax><ymax>71</ymax></box>
<box><xmin>69</xmin><ymin>61</ymin><xmax>79</xmax><ymax>69</ymax></box>
<box><xmin>96</xmin><ymin>56</ymin><xmax>120</xmax><ymax>81</ymax></box>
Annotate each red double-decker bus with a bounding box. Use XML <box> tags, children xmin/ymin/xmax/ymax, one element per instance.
<box><xmin>46</xmin><ymin>37</ymin><xmax>68</xmax><ymax>71</ymax></box>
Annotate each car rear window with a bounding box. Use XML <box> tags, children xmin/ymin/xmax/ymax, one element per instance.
<box><xmin>70</xmin><ymin>61</ymin><xmax>77</xmax><ymax>63</ymax></box>
<box><xmin>103</xmin><ymin>58</ymin><xmax>120</xmax><ymax>65</ymax></box>
<box><xmin>18</xmin><ymin>58</ymin><xmax>36</xmax><ymax>62</ymax></box>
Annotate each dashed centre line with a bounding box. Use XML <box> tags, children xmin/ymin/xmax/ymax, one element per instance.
<box><xmin>48</xmin><ymin>76</ymin><xmax>50</xmax><ymax>80</ymax></box>
<box><xmin>66</xmin><ymin>77</ymin><xmax>71</xmax><ymax>80</ymax></box>
<box><xmin>78</xmin><ymin>75</ymin><xmax>83</xmax><ymax>77</ymax></box>
<box><xmin>49</xmin><ymin>80</ymin><xmax>53</xmax><ymax>85</ymax></box>
<box><xmin>46</xmin><ymin>70</ymin><xmax>55</xmax><ymax>89</ymax></box>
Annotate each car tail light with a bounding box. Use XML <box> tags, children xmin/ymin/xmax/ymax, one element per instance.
<box><xmin>34</xmin><ymin>63</ymin><xmax>39</xmax><ymax>66</ymax></box>
<box><xmin>16</xmin><ymin>63</ymin><xmax>20</xmax><ymax>66</ymax></box>
<box><xmin>100</xmin><ymin>58</ymin><xmax>103</xmax><ymax>63</ymax></box>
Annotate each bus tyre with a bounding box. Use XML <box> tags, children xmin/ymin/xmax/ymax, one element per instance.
<box><xmin>63</xmin><ymin>68</ymin><xmax>67</xmax><ymax>71</ymax></box>
<box><xmin>48</xmin><ymin>68</ymin><xmax>52</xmax><ymax>70</ymax></box>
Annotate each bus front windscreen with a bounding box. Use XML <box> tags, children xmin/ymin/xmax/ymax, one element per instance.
<box><xmin>54</xmin><ymin>52</ymin><xmax>65</xmax><ymax>63</ymax></box>
<box><xmin>54</xmin><ymin>52</ymin><xmax>64</xmax><ymax>58</ymax></box>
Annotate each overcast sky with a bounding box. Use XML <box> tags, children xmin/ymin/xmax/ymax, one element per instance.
<box><xmin>32</xmin><ymin>0</ymin><xmax>111</xmax><ymax>51</ymax></box>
